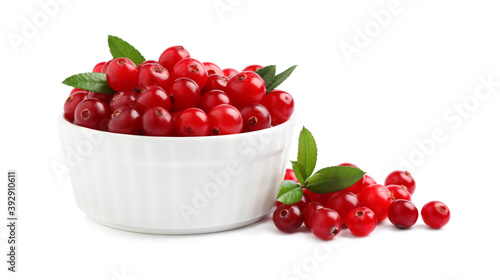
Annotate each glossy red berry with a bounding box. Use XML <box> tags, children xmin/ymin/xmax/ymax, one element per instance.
<box><xmin>272</xmin><ymin>204</ymin><xmax>303</xmax><ymax>233</ymax></box>
<box><xmin>158</xmin><ymin>46</ymin><xmax>190</xmax><ymax>71</ymax></box>
<box><xmin>199</xmin><ymin>89</ymin><xmax>231</xmax><ymax>113</ymax></box>
<box><xmin>74</xmin><ymin>98</ymin><xmax>110</xmax><ymax>131</ymax></box>
<box><xmin>141</xmin><ymin>107</ymin><xmax>175</xmax><ymax>136</ymax></box>
<box><xmin>92</xmin><ymin>61</ymin><xmax>106</xmax><ymax>73</ymax></box>
<box><xmin>260</xmin><ymin>89</ymin><xmax>294</xmax><ymax>125</ymax></box>
<box><xmin>242</xmin><ymin>64</ymin><xmax>263</xmax><ymax>72</ymax></box>
<box><xmin>202</xmin><ymin>74</ymin><xmax>228</xmax><ymax>93</ymax></box>
<box><xmin>109</xmin><ymin>90</ymin><xmax>138</xmax><ymax>112</ymax></box>
<box><xmin>385</xmin><ymin>170</ymin><xmax>416</xmax><ymax>195</ymax></box>
<box><xmin>137</xmin><ymin>63</ymin><xmax>171</xmax><ymax>89</ymax></box>
<box><xmin>171</xmin><ymin>58</ymin><xmax>208</xmax><ymax>89</ymax></box>
<box><xmin>203</xmin><ymin>62</ymin><xmax>223</xmax><ymax>76</ymax></box>
<box><xmin>138</xmin><ymin>60</ymin><xmax>159</xmax><ymax>69</ymax></box>
<box><xmin>345</xmin><ymin>207</ymin><xmax>377</xmax><ymax>237</ymax></box>
<box><xmin>303</xmin><ymin>189</ymin><xmax>332</xmax><ymax>205</ymax></box>
<box><xmin>310</xmin><ymin>208</ymin><xmax>342</xmax><ymax>240</ymax></box>
<box><xmin>100</xmin><ymin>59</ymin><xmax>114</xmax><ymax>74</ymax></box>
<box><xmin>284</xmin><ymin>168</ymin><xmax>298</xmax><ymax>182</ymax></box>
<box><xmin>108</xmin><ymin>107</ymin><xmax>141</xmax><ymax>135</ymax></box>
<box><xmin>168</xmin><ymin>78</ymin><xmax>201</xmax><ymax>111</ymax></box>
<box><xmin>87</xmin><ymin>91</ymin><xmax>114</xmax><ymax>105</ymax></box>
<box><xmin>207</xmin><ymin>104</ymin><xmax>243</xmax><ymax>135</ymax></box>
<box><xmin>70</xmin><ymin>88</ymin><xmax>88</xmax><ymax>96</ymax></box>
<box><xmin>106</xmin><ymin>58</ymin><xmax>139</xmax><ymax>92</ymax></box>
<box><xmin>239</xmin><ymin>103</ymin><xmax>271</xmax><ymax>132</ymax></box>
<box><xmin>326</xmin><ymin>191</ymin><xmax>360</xmax><ymax>227</ymax></box>
<box><xmin>64</xmin><ymin>91</ymin><xmax>88</xmax><ymax>123</ymax></box>
<box><xmin>226</xmin><ymin>71</ymin><xmax>266</xmax><ymax>108</ymax></box>
<box><xmin>388</xmin><ymin>199</ymin><xmax>419</xmax><ymax>229</ymax></box>
<box><xmin>421</xmin><ymin>201</ymin><xmax>450</xmax><ymax>229</ymax></box>
<box><xmin>175</xmin><ymin>108</ymin><xmax>209</xmax><ymax>137</ymax></box>
<box><xmin>358</xmin><ymin>184</ymin><xmax>392</xmax><ymax>222</ymax></box>
<box><xmin>137</xmin><ymin>86</ymin><xmax>171</xmax><ymax>112</ymax></box>
<box><xmin>222</xmin><ymin>68</ymin><xmax>238</xmax><ymax>77</ymax></box>
<box><xmin>387</xmin><ymin>185</ymin><xmax>412</xmax><ymax>201</ymax></box>
<box><xmin>363</xmin><ymin>175</ymin><xmax>377</xmax><ymax>187</ymax></box>
<box><xmin>303</xmin><ymin>202</ymin><xmax>324</xmax><ymax>230</ymax></box>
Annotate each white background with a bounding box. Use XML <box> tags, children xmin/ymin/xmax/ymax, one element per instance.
<box><xmin>1</xmin><ymin>0</ymin><xmax>499</xmax><ymax>279</ymax></box>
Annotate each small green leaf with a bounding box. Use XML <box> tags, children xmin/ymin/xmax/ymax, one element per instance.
<box><xmin>108</xmin><ymin>35</ymin><xmax>146</xmax><ymax>66</ymax></box>
<box><xmin>276</xmin><ymin>180</ymin><xmax>303</xmax><ymax>204</ymax></box>
<box><xmin>297</xmin><ymin>127</ymin><xmax>317</xmax><ymax>179</ymax></box>
<box><xmin>267</xmin><ymin>65</ymin><xmax>297</xmax><ymax>93</ymax></box>
<box><xmin>62</xmin><ymin>72</ymin><xmax>115</xmax><ymax>94</ymax></box>
<box><xmin>305</xmin><ymin>166</ymin><xmax>365</xmax><ymax>194</ymax></box>
<box><xmin>291</xmin><ymin>161</ymin><xmax>307</xmax><ymax>184</ymax></box>
<box><xmin>254</xmin><ymin>65</ymin><xmax>276</xmax><ymax>88</ymax></box>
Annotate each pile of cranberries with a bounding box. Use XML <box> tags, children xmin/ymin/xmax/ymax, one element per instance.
<box><xmin>273</xmin><ymin>165</ymin><xmax>450</xmax><ymax>240</ymax></box>
<box><xmin>64</xmin><ymin>46</ymin><xmax>294</xmax><ymax>136</ymax></box>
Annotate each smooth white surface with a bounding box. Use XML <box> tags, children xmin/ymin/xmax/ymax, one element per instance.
<box><xmin>57</xmin><ymin>114</ymin><xmax>295</xmax><ymax>234</ymax></box>
<box><xmin>1</xmin><ymin>0</ymin><xmax>500</xmax><ymax>279</ymax></box>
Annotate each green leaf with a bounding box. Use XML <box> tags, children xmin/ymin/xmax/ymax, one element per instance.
<box><xmin>276</xmin><ymin>180</ymin><xmax>303</xmax><ymax>204</ymax></box>
<box><xmin>267</xmin><ymin>65</ymin><xmax>297</xmax><ymax>93</ymax></box>
<box><xmin>254</xmin><ymin>65</ymin><xmax>276</xmax><ymax>88</ymax></box>
<box><xmin>305</xmin><ymin>166</ymin><xmax>365</xmax><ymax>194</ymax></box>
<box><xmin>297</xmin><ymin>127</ymin><xmax>317</xmax><ymax>179</ymax></box>
<box><xmin>62</xmin><ymin>72</ymin><xmax>115</xmax><ymax>94</ymax></box>
<box><xmin>291</xmin><ymin>161</ymin><xmax>307</xmax><ymax>184</ymax></box>
<box><xmin>108</xmin><ymin>35</ymin><xmax>146</xmax><ymax>66</ymax></box>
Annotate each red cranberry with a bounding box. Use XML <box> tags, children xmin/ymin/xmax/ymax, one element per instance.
<box><xmin>226</xmin><ymin>71</ymin><xmax>266</xmax><ymax>108</ymax></box>
<box><xmin>168</xmin><ymin>78</ymin><xmax>201</xmax><ymax>111</ymax></box>
<box><xmin>242</xmin><ymin>64</ymin><xmax>263</xmax><ymax>71</ymax></box>
<box><xmin>310</xmin><ymin>208</ymin><xmax>342</xmax><ymax>240</ymax></box>
<box><xmin>272</xmin><ymin>204</ymin><xmax>303</xmax><ymax>233</ymax></box>
<box><xmin>239</xmin><ymin>103</ymin><xmax>272</xmax><ymax>132</ymax></box>
<box><xmin>346</xmin><ymin>207</ymin><xmax>377</xmax><ymax>237</ymax></box>
<box><xmin>108</xmin><ymin>107</ymin><xmax>141</xmax><ymax>135</ymax></box>
<box><xmin>203</xmin><ymin>62</ymin><xmax>223</xmax><ymax>76</ymax></box>
<box><xmin>421</xmin><ymin>201</ymin><xmax>450</xmax><ymax>229</ymax></box>
<box><xmin>175</xmin><ymin>108</ymin><xmax>209</xmax><ymax>137</ymax></box>
<box><xmin>326</xmin><ymin>191</ymin><xmax>360</xmax><ymax>227</ymax></box>
<box><xmin>106</xmin><ymin>57</ymin><xmax>139</xmax><ymax>92</ymax></box>
<box><xmin>385</xmin><ymin>170</ymin><xmax>416</xmax><ymax>195</ymax></box>
<box><xmin>388</xmin><ymin>200</ymin><xmax>419</xmax><ymax>229</ymax></box>
<box><xmin>303</xmin><ymin>202</ymin><xmax>324</xmax><ymax>230</ymax></box>
<box><xmin>260</xmin><ymin>89</ymin><xmax>294</xmax><ymax>125</ymax></box>
<box><xmin>199</xmin><ymin>89</ymin><xmax>231</xmax><ymax>113</ymax></box>
<box><xmin>137</xmin><ymin>63</ymin><xmax>171</xmax><ymax>90</ymax></box>
<box><xmin>74</xmin><ymin>98</ymin><xmax>110</xmax><ymax>131</ymax></box>
<box><xmin>207</xmin><ymin>104</ymin><xmax>243</xmax><ymax>136</ymax></box>
<box><xmin>202</xmin><ymin>74</ymin><xmax>228</xmax><ymax>93</ymax></box>
<box><xmin>141</xmin><ymin>107</ymin><xmax>175</xmax><ymax>136</ymax></box>
<box><xmin>171</xmin><ymin>58</ymin><xmax>208</xmax><ymax>89</ymax></box>
<box><xmin>109</xmin><ymin>90</ymin><xmax>138</xmax><ymax>112</ymax></box>
<box><xmin>158</xmin><ymin>46</ymin><xmax>190</xmax><ymax>71</ymax></box>
<box><xmin>358</xmin><ymin>184</ymin><xmax>392</xmax><ymax>222</ymax></box>
<box><xmin>137</xmin><ymin>86</ymin><xmax>171</xmax><ymax>112</ymax></box>
<box><xmin>64</xmin><ymin>91</ymin><xmax>88</xmax><ymax>123</ymax></box>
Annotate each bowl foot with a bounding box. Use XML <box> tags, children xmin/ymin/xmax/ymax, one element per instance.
<box><xmin>88</xmin><ymin>215</ymin><xmax>266</xmax><ymax>235</ymax></box>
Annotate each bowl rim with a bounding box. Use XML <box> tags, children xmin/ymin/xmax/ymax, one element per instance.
<box><xmin>58</xmin><ymin>111</ymin><xmax>296</xmax><ymax>142</ymax></box>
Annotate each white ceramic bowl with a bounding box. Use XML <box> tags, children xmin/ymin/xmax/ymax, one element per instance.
<box><xmin>57</xmin><ymin>113</ymin><xmax>295</xmax><ymax>234</ymax></box>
